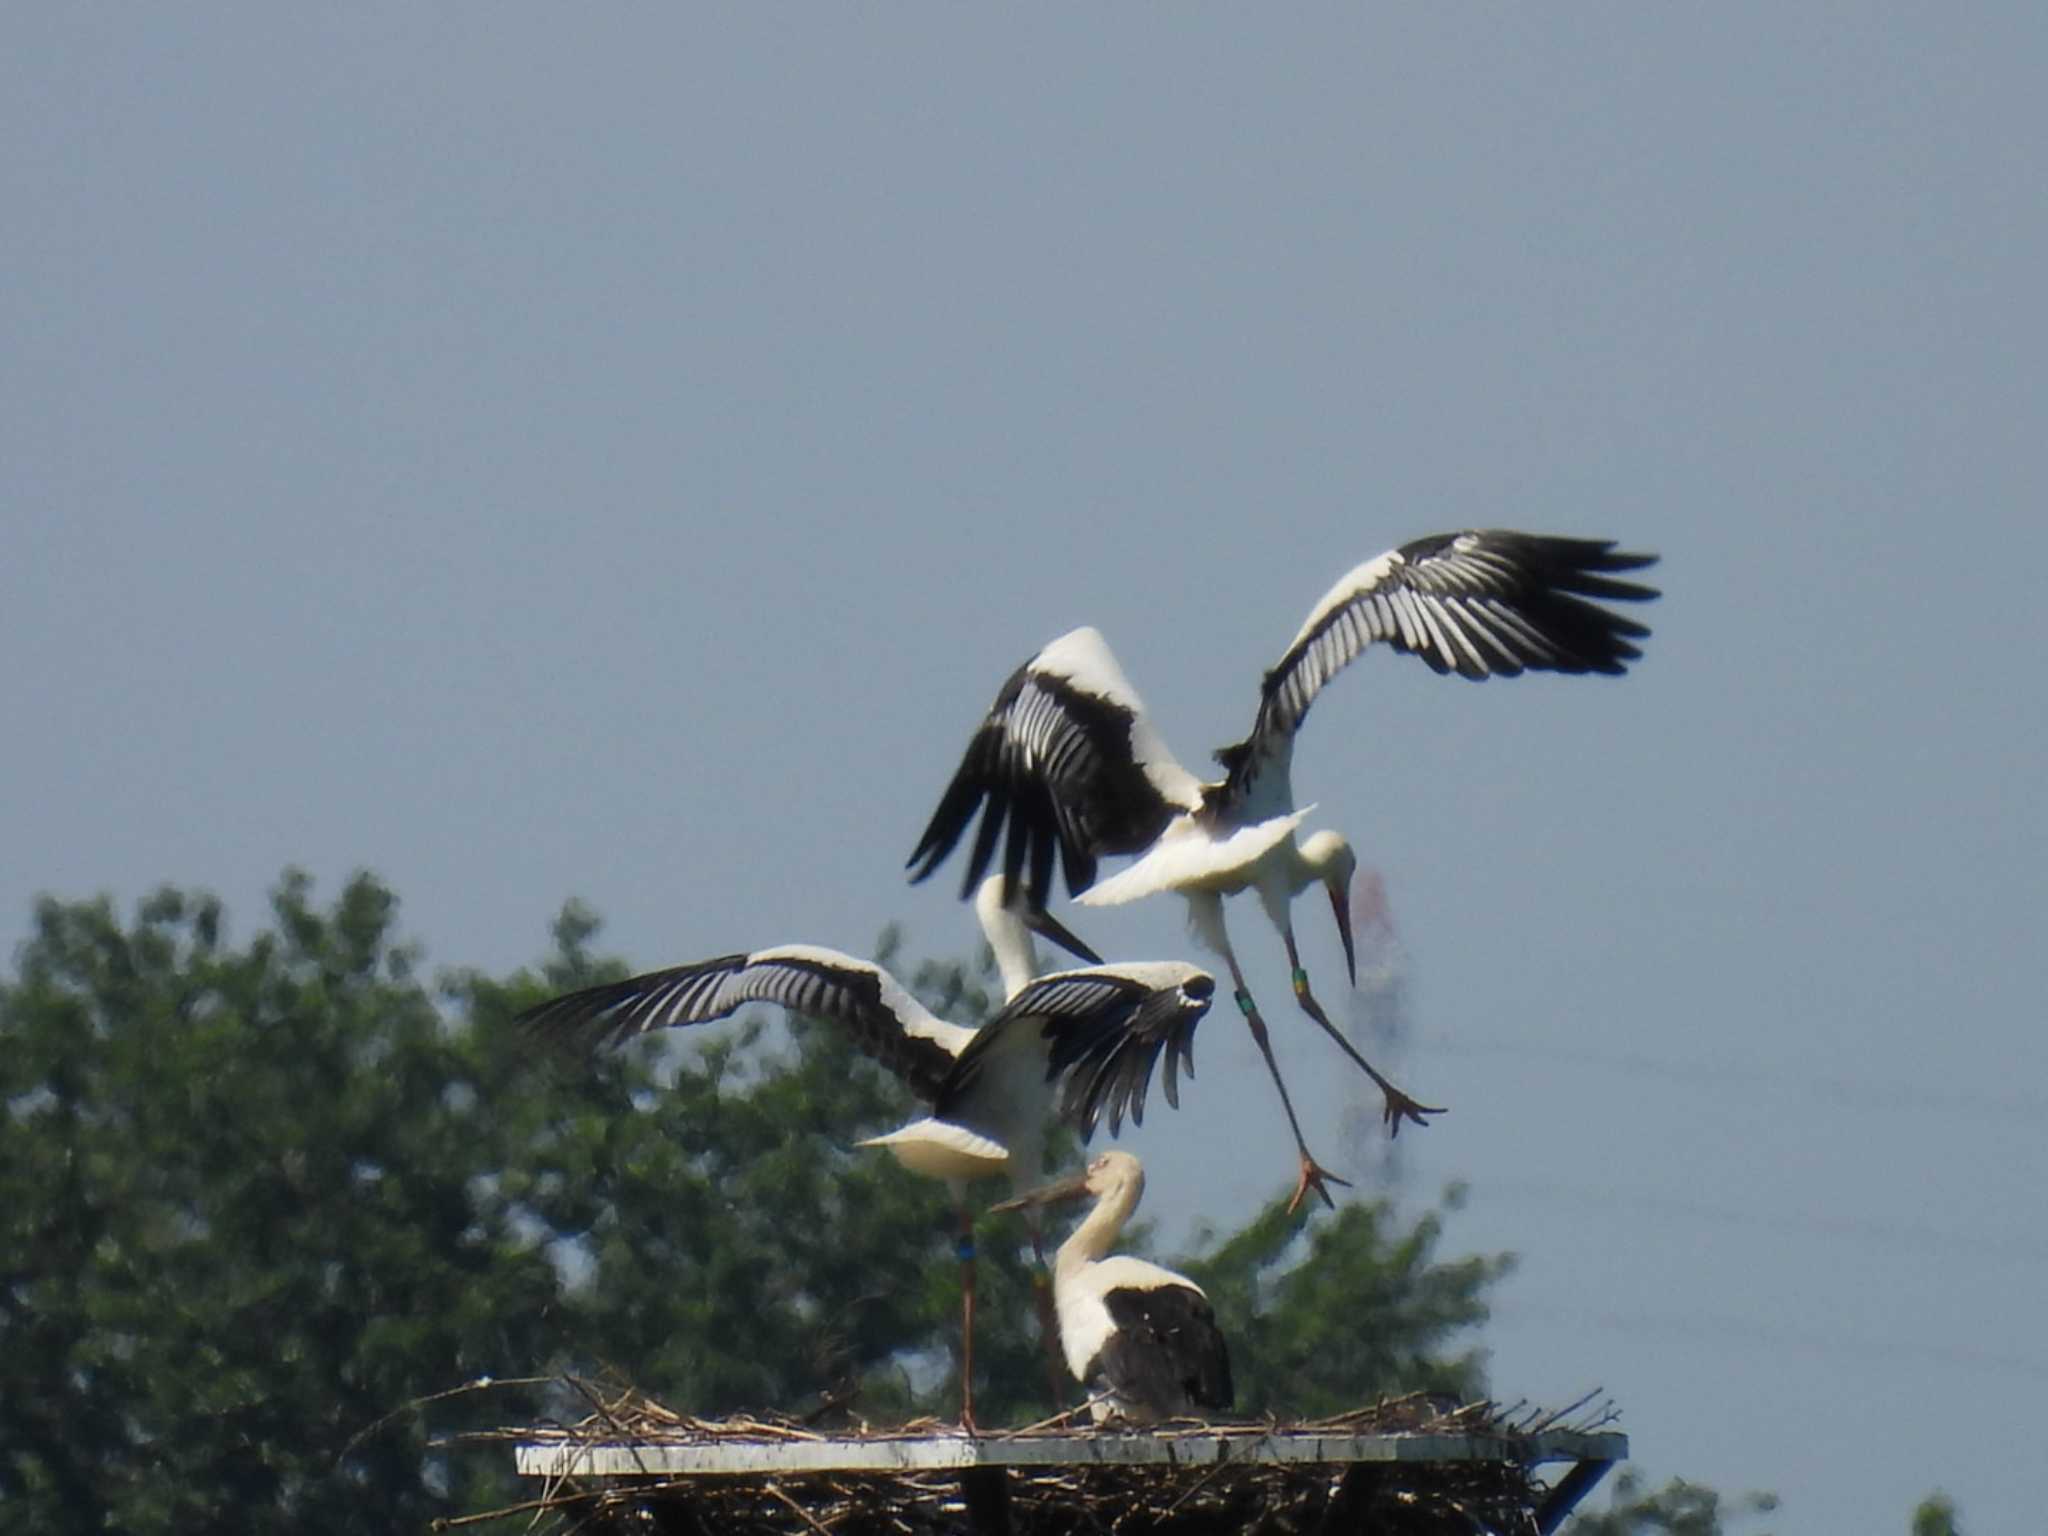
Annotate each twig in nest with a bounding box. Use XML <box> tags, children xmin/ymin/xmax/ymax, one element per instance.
<box><xmin>763</xmin><ymin>1479</ymin><xmax>841</xmax><ymax>1536</ymax></box>
<box><xmin>564</xmin><ymin>1377</ymin><xmax>639</xmax><ymax>1439</ymax></box>
<box><xmin>427</xmin><ymin>1484</ymin><xmax>603</xmax><ymax>1530</ymax></box>
<box><xmin>1160</xmin><ymin>1454</ymin><xmax>1239</xmax><ymax>1517</ymax></box>
<box><xmin>1525</xmin><ymin>1386</ymin><xmax>1604</xmax><ymax>1435</ymax></box>
<box><xmin>991</xmin><ymin>1400</ymin><xmax>1096</xmax><ymax>1438</ymax></box>
<box><xmin>341</xmin><ymin>1375</ymin><xmax>556</xmax><ymax>1466</ymax></box>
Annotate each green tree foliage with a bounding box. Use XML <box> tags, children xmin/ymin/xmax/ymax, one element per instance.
<box><xmin>469</xmin><ymin>915</ymin><xmax>1067</xmax><ymax>1427</ymax></box>
<box><xmin>1181</xmin><ymin>1182</ymin><xmax>1512</xmax><ymax>1413</ymax></box>
<box><xmin>0</xmin><ymin>871</ymin><xmax>1519</xmax><ymax>1530</ymax></box>
<box><xmin>1910</xmin><ymin>1491</ymin><xmax>1960</xmax><ymax>1536</ymax></box>
<box><xmin>1566</xmin><ymin>1470</ymin><xmax>1778</xmax><ymax>1536</ymax></box>
<box><xmin>0</xmin><ymin>874</ymin><xmax>558</xmax><ymax>1532</ymax></box>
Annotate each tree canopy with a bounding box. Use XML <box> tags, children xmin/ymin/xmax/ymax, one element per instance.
<box><xmin>2</xmin><ymin>871</ymin><xmax>1514</xmax><ymax>1533</ymax></box>
<box><xmin>1564</xmin><ymin>1471</ymin><xmax>1780</xmax><ymax>1536</ymax></box>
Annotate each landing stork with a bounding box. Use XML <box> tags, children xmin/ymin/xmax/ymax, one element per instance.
<box><xmin>992</xmin><ymin>1150</ymin><xmax>1232</xmax><ymax>1423</ymax></box>
<box><xmin>517</xmin><ymin>878</ymin><xmax>1215</xmax><ymax>1429</ymax></box>
<box><xmin>909</xmin><ymin>530</ymin><xmax>1660</xmax><ymax>1210</ymax></box>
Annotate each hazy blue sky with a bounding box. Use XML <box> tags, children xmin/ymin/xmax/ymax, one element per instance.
<box><xmin>6</xmin><ymin>7</ymin><xmax>2044</xmax><ymax>1528</ymax></box>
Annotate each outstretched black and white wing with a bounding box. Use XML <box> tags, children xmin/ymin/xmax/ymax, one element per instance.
<box><xmin>945</xmin><ymin>962</ymin><xmax>1214</xmax><ymax>1139</ymax></box>
<box><xmin>908</xmin><ymin>628</ymin><xmax>1206</xmax><ymax>909</ymax></box>
<box><xmin>1214</xmin><ymin>531</ymin><xmax>1660</xmax><ymax>802</ymax></box>
<box><xmin>1093</xmin><ymin>1272</ymin><xmax>1234</xmax><ymax>1419</ymax></box>
<box><xmin>518</xmin><ymin>944</ymin><xmax>974</xmax><ymax>1105</ymax></box>
<box><xmin>1024</xmin><ymin>966</ymin><xmax>1212</xmax><ymax>1138</ymax></box>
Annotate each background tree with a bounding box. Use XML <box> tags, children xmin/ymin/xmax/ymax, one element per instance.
<box><xmin>1179</xmin><ymin>1182</ymin><xmax>1510</xmax><ymax>1414</ymax></box>
<box><xmin>1910</xmin><ymin>1491</ymin><xmax>1961</xmax><ymax>1536</ymax></box>
<box><xmin>0</xmin><ymin>874</ymin><xmax>559</xmax><ymax>1532</ymax></box>
<box><xmin>1564</xmin><ymin>1471</ymin><xmax>1778</xmax><ymax>1536</ymax></box>
<box><xmin>1</xmin><ymin>869</ymin><xmax>1747</xmax><ymax>1532</ymax></box>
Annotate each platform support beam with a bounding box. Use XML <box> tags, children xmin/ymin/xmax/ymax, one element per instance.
<box><xmin>961</xmin><ymin>1465</ymin><xmax>1012</xmax><ymax>1536</ymax></box>
<box><xmin>1535</xmin><ymin>1456</ymin><xmax>1617</xmax><ymax>1534</ymax></box>
<box><xmin>1315</xmin><ymin>1463</ymin><xmax>1380</xmax><ymax>1535</ymax></box>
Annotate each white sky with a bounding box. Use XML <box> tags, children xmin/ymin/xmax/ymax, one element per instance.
<box><xmin>5</xmin><ymin>7</ymin><xmax>2045</xmax><ymax>1529</ymax></box>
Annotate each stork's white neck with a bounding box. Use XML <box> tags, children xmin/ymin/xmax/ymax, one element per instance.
<box><xmin>973</xmin><ymin>877</ymin><xmax>1041</xmax><ymax>1002</ymax></box>
<box><xmin>1055</xmin><ymin>1164</ymin><xmax>1146</xmax><ymax>1278</ymax></box>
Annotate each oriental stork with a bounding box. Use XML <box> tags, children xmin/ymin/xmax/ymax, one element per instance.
<box><xmin>991</xmin><ymin>1150</ymin><xmax>1232</xmax><ymax>1423</ymax></box>
<box><xmin>909</xmin><ymin>530</ymin><xmax>1660</xmax><ymax>1211</ymax></box>
<box><xmin>517</xmin><ymin>877</ymin><xmax>1215</xmax><ymax>1430</ymax></box>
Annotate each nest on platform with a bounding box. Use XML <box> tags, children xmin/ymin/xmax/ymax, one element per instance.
<box><xmin>443</xmin><ymin>1380</ymin><xmax>1620</xmax><ymax>1535</ymax></box>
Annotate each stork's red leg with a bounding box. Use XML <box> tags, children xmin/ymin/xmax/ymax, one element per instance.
<box><xmin>957</xmin><ymin>1205</ymin><xmax>980</xmax><ymax>1434</ymax></box>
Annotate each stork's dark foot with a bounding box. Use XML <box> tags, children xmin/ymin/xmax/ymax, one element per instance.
<box><xmin>1291</xmin><ymin>978</ymin><xmax>1445</xmax><ymax>1136</ymax></box>
<box><xmin>1380</xmin><ymin>1085</ymin><xmax>1446</xmax><ymax>1137</ymax></box>
<box><xmin>1286</xmin><ymin>1151</ymin><xmax>1351</xmax><ymax>1214</ymax></box>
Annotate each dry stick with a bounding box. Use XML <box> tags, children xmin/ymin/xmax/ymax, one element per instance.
<box><xmin>1525</xmin><ymin>1386</ymin><xmax>1605</xmax><ymax>1435</ymax></box>
<box><xmin>563</xmin><ymin>1375</ymin><xmax>676</xmax><ymax>1489</ymax></box>
<box><xmin>763</xmin><ymin>1419</ymin><xmax>829</xmax><ymax>1442</ymax></box>
<box><xmin>527</xmin><ymin>1423</ymin><xmax>582</xmax><ymax>1536</ymax></box>
<box><xmin>1160</xmin><ymin>1455</ymin><xmax>1240</xmax><ymax>1518</ymax></box>
<box><xmin>341</xmin><ymin>1374</ymin><xmax>559</xmax><ymax>1465</ymax></box>
<box><xmin>426</xmin><ymin>1485</ymin><xmax>604</xmax><ymax>1530</ymax></box>
<box><xmin>563</xmin><ymin>1375</ymin><xmax>640</xmax><ymax>1440</ymax></box>
<box><xmin>763</xmin><ymin>1479</ymin><xmax>842</xmax><ymax>1536</ymax></box>
<box><xmin>990</xmin><ymin>1401</ymin><xmax>1095</xmax><ymax>1438</ymax></box>
<box><xmin>1575</xmin><ymin>1400</ymin><xmax>1623</xmax><ymax>1434</ymax></box>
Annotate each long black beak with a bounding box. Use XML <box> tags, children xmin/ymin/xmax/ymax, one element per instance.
<box><xmin>1329</xmin><ymin>880</ymin><xmax>1356</xmax><ymax>987</ymax></box>
<box><xmin>1023</xmin><ymin>903</ymin><xmax>1104</xmax><ymax>967</ymax></box>
<box><xmin>989</xmin><ymin>1169</ymin><xmax>1092</xmax><ymax>1216</ymax></box>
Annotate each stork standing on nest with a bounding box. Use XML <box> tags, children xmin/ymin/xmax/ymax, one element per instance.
<box><xmin>909</xmin><ymin>530</ymin><xmax>1660</xmax><ymax>1211</ymax></box>
<box><xmin>519</xmin><ymin>877</ymin><xmax>1214</xmax><ymax>1430</ymax></box>
<box><xmin>993</xmin><ymin>1149</ymin><xmax>1232</xmax><ymax>1423</ymax></box>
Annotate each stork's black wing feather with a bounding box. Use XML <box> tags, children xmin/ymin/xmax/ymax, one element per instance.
<box><xmin>517</xmin><ymin>948</ymin><xmax>965</xmax><ymax>1103</ymax></box>
<box><xmin>1020</xmin><ymin>969</ymin><xmax>1216</xmax><ymax>1139</ymax></box>
<box><xmin>1094</xmin><ymin>1284</ymin><xmax>1234</xmax><ymax>1418</ymax></box>
<box><xmin>516</xmin><ymin>954</ymin><xmax>755</xmax><ymax>1050</ymax></box>
<box><xmin>908</xmin><ymin>631</ymin><xmax>1196</xmax><ymax>910</ymax></box>
<box><xmin>1217</xmin><ymin>530</ymin><xmax>1660</xmax><ymax>802</ymax></box>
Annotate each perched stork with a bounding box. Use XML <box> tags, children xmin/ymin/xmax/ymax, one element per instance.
<box><xmin>992</xmin><ymin>1150</ymin><xmax>1232</xmax><ymax>1423</ymax></box>
<box><xmin>909</xmin><ymin>530</ymin><xmax>1660</xmax><ymax>1210</ymax></box>
<box><xmin>517</xmin><ymin>879</ymin><xmax>1215</xmax><ymax>1430</ymax></box>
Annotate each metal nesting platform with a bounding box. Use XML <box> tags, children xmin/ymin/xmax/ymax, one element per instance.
<box><xmin>511</xmin><ymin>1424</ymin><xmax>1627</xmax><ymax>1534</ymax></box>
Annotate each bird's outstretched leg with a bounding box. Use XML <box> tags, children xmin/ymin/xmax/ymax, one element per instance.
<box><xmin>1030</xmin><ymin>1267</ymin><xmax>1068</xmax><ymax>1410</ymax></box>
<box><xmin>1284</xmin><ymin>930</ymin><xmax>1444</xmax><ymax>1135</ymax></box>
<box><xmin>956</xmin><ymin>1206</ymin><xmax>980</xmax><ymax>1434</ymax></box>
<box><xmin>1192</xmin><ymin>893</ymin><xmax>1349</xmax><ymax>1213</ymax></box>
<box><xmin>1228</xmin><ymin>975</ymin><xmax>1350</xmax><ymax>1212</ymax></box>
<box><xmin>1019</xmin><ymin>1214</ymin><xmax>1068</xmax><ymax>1409</ymax></box>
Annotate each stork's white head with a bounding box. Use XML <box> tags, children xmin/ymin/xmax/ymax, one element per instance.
<box><xmin>1299</xmin><ymin>830</ymin><xmax>1359</xmax><ymax>987</ymax></box>
<box><xmin>1084</xmin><ymin>1149</ymin><xmax>1145</xmax><ymax>1205</ymax></box>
